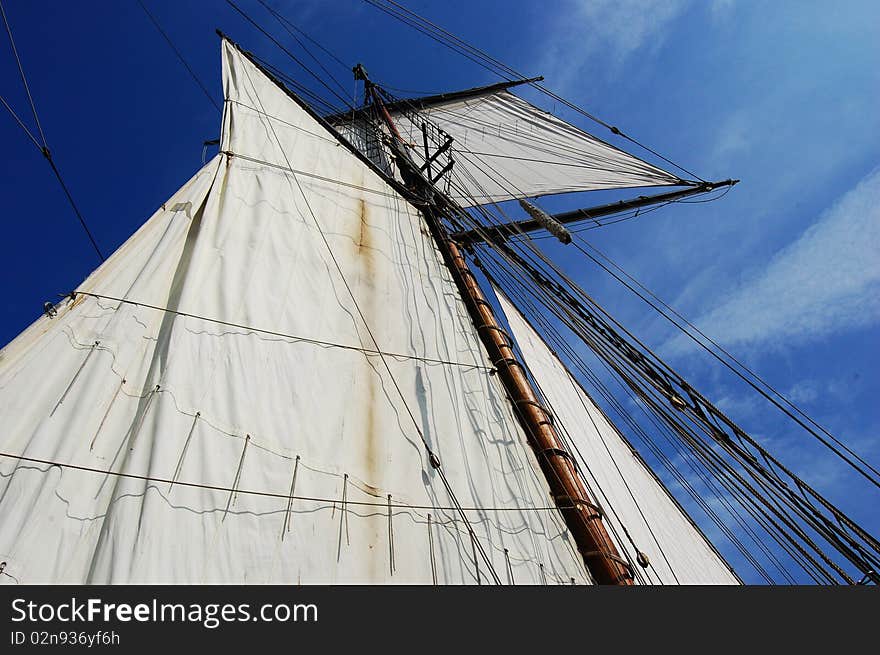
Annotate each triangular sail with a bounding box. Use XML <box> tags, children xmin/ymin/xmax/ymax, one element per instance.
<box><xmin>384</xmin><ymin>88</ymin><xmax>683</xmax><ymax>206</ymax></box>
<box><xmin>0</xmin><ymin>41</ymin><xmax>590</xmax><ymax>584</ymax></box>
<box><xmin>494</xmin><ymin>288</ymin><xmax>740</xmax><ymax>584</ymax></box>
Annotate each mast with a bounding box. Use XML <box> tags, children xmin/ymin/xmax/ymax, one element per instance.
<box><xmin>359</xmin><ymin>70</ymin><xmax>635</xmax><ymax>585</ymax></box>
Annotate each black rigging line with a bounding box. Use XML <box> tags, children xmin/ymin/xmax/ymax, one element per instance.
<box><xmin>255</xmin><ymin>0</ymin><xmax>352</xmax><ymax>101</ymax></box>
<box><xmin>0</xmin><ymin>0</ymin><xmax>45</xmax><ymax>146</ymax></box>
<box><xmin>0</xmin><ymin>1</ymin><xmax>105</xmax><ymax>262</ymax></box>
<box><xmin>413</xmin><ymin>127</ymin><xmax>878</xmax><ymax>582</ymax></box>
<box><xmin>135</xmin><ymin>0</ymin><xmax>222</xmax><ymax>112</ymax></box>
<box><xmin>75</xmin><ymin>290</ymin><xmax>492</xmax><ymax>371</ymax></box>
<box><xmin>360</xmin><ymin>0</ymin><xmax>705</xmax><ymax>182</ymax></box>
<box><xmin>225</xmin><ymin>0</ymin><xmax>357</xmax><ymax>115</ymax></box>
<box><xmin>570</xmin><ymin>237</ymin><xmax>880</xmax><ymax>486</ymax></box>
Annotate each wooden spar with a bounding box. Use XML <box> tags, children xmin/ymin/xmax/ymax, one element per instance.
<box><xmin>365</xmin><ymin>84</ymin><xmax>635</xmax><ymax>585</ymax></box>
<box><xmin>452</xmin><ymin>179</ymin><xmax>739</xmax><ymax>245</ymax></box>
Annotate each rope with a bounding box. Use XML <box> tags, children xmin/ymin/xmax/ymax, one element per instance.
<box><xmin>0</xmin><ymin>451</ymin><xmax>568</xmax><ymax>513</ymax></box>
<box><xmin>359</xmin><ymin>0</ymin><xmax>704</xmax><ymax>181</ymax></box>
<box><xmin>73</xmin><ymin>290</ymin><xmax>493</xmax><ymax>371</ymax></box>
<box><xmin>135</xmin><ymin>0</ymin><xmax>222</xmax><ymax>112</ymax></box>
<box><xmin>0</xmin><ymin>0</ymin><xmax>46</xmax><ymax>147</ymax></box>
<box><xmin>0</xmin><ymin>0</ymin><xmax>105</xmax><ymax>261</ymax></box>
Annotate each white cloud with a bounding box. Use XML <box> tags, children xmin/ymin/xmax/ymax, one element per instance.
<box><xmin>665</xmin><ymin>166</ymin><xmax>880</xmax><ymax>354</ymax></box>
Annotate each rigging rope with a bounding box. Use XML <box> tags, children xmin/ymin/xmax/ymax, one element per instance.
<box><xmin>359</xmin><ymin>0</ymin><xmax>705</xmax><ymax>181</ymax></box>
<box><xmin>0</xmin><ymin>451</ymin><xmax>567</xmax><ymax>514</ymax></box>
<box><xmin>0</xmin><ymin>0</ymin><xmax>105</xmax><ymax>261</ymax></box>
<box><xmin>72</xmin><ymin>291</ymin><xmax>494</xmax><ymax>371</ymax></box>
<box><xmin>135</xmin><ymin>0</ymin><xmax>222</xmax><ymax>112</ymax></box>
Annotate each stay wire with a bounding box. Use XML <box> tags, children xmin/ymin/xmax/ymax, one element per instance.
<box><xmin>225</xmin><ymin>0</ymin><xmax>358</xmax><ymax>115</ymax></box>
<box><xmin>0</xmin><ymin>1</ymin><xmax>105</xmax><ymax>261</ymax></box>
<box><xmin>424</xmin><ymin>131</ymin><xmax>872</xmax><ymax>580</ymax></box>
<box><xmin>572</xmin><ymin>236</ymin><xmax>880</xmax><ymax>485</ymax></box>
<box><xmin>135</xmin><ymin>0</ymin><xmax>222</xmax><ymax>112</ymax></box>
<box><xmin>0</xmin><ymin>0</ymin><xmax>46</xmax><ymax>147</ymax></box>
<box><xmin>361</xmin><ymin>0</ymin><xmax>705</xmax><ymax>181</ymax></box>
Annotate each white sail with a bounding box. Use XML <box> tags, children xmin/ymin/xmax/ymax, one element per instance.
<box><xmin>494</xmin><ymin>288</ymin><xmax>740</xmax><ymax>584</ymax></box>
<box><xmin>0</xmin><ymin>41</ymin><xmax>589</xmax><ymax>584</ymax></box>
<box><xmin>387</xmin><ymin>89</ymin><xmax>683</xmax><ymax>206</ymax></box>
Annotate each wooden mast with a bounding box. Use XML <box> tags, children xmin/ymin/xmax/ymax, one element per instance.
<box><xmin>362</xmin><ymin>76</ymin><xmax>635</xmax><ymax>585</ymax></box>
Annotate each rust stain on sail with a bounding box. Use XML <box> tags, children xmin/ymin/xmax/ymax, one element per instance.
<box><xmin>355</xmin><ymin>194</ymin><xmax>384</xmax><ymax>581</ymax></box>
<box><xmin>356</xmin><ymin>197</ymin><xmax>380</xmax><ymax>480</ymax></box>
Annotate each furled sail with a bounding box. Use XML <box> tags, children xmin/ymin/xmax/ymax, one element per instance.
<box><xmin>0</xmin><ymin>41</ymin><xmax>590</xmax><ymax>584</ymax></box>
<box><xmin>383</xmin><ymin>88</ymin><xmax>684</xmax><ymax>206</ymax></box>
<box><xmin>494</xmin><ymin>288</ymin><xmax>740</xmax><ymax>584</ymax></box>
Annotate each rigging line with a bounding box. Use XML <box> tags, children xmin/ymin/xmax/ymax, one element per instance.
<box><xmin>491</xmin><ymin>254</ymin><xmax>804</xmax><ymax>583</ymax></box>
<box><xmin>255</xmin><ymin>0</ymin><xmax>352</xmax><ymax>101</ymax></box>
<box><xmin>247</xmin><ymin>56</ymin><xmax>346</xmax><ymax>115</ymax></box>
<box><xmin>225</xmin><ymin>0</ymin><xmax>358</xmax><ymax>114</ymax></box>
<box><xmin>0</xmin><ymin>0</ymin><xmax>46</xmax><ymax>147</ymax></box>
<box><xmin>0</xmin><ymin>92</ymin><xmax>41</xmax><ymax>149</ymax></box>
<box><xmin>44</xmin><ymin>152</ymin><xmax>106</xmax><ymax>262</ymax></box>
<box><xmin>512</xmin><ymin>278</ymin><xmax>797</xmax><ymax>584</ymax></box>
<box><xmin>72</xmin><ymin>291</ymin><xmax>493</xmax><ymax>372</ymax></box>
<box><xmin>135</xmin><ymin>0</ymin><xmax>221</xmax><ymax>112</ymax></box>
<box><xmin>506</xmin><ymin>226</ymin><xmax>880</xmax><ymax>502</ymax></box>
<box><xmin>0</xmin><ymin>451</ymin><xmax>568</xmax><ymax>513</ymax></box>
<box><xmin>464</xmin><ymin>220</ymin><xmax>876</xmax><ymax>580</ymax></box>
<box><xmin>0</xmin><ymin>4</ymin><xmax>105</xmax><ymax>262</ymax></box>
<box><xmin>484</xmin><ymin>254</ymin><xmax>776</xmax><ymax>583</ymax></box>
<box><xmin>574</xmin><ymin>237</ymin><xmax>880</xmax><ymax>483</ymax></box>
<box><xmin>362</xmin><ymin>0</ymin><xmax>705</xmax><ymax>182</ymax></box>
<box><xmin>235</xmin><ymin>56</ymin><xmax>503</xmax><ymax>584</ymax></box>
<box><xmin>492</xmin><ymin>265</ymin><xmax>807</xmax><ymax>584</ymax></box>
<box><xmin>256</xmin><ymin>0</ymin><xmax>349</xmax><ymax>70</ymax></box>
<box><xmin>498</xmin><ymin>282</ymin><xmax>676</xmax><ymax>584</ymax></box>
<box><xmin>444</xmin><ymin>188</ymin><xmax>848</xmax><ymax>583</ymax></box>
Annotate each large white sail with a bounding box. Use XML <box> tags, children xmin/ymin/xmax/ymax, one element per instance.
<box><xmin>0</xmin><ymin>41</ymin><xmax>589</xmax><ymax>584</ymax></box>
<box><xmin>494</xmin><ymin>288</ymin><xmax>740</xmax><ymax>584</ymax></box>
<box><xmin>387</xmin><ymin>89</ymin><xmax>683</xmax><ymax>206</ymax></box>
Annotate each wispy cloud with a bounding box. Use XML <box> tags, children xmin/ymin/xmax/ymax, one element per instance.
<box><xmin>665</xmin><ymin>167</ymin><xmax>880</xmax><ymax>355</ymax></box>
<box><xmin>538</xmin><ymin>0</ymin><xmax>691</xmax><ymax>89</ymax></box>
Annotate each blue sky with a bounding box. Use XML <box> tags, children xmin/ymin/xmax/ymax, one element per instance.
<box><xmin>1</xmin><ymin>0</ymin><xmax>877</xmax><ymax>582</ymax></box>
